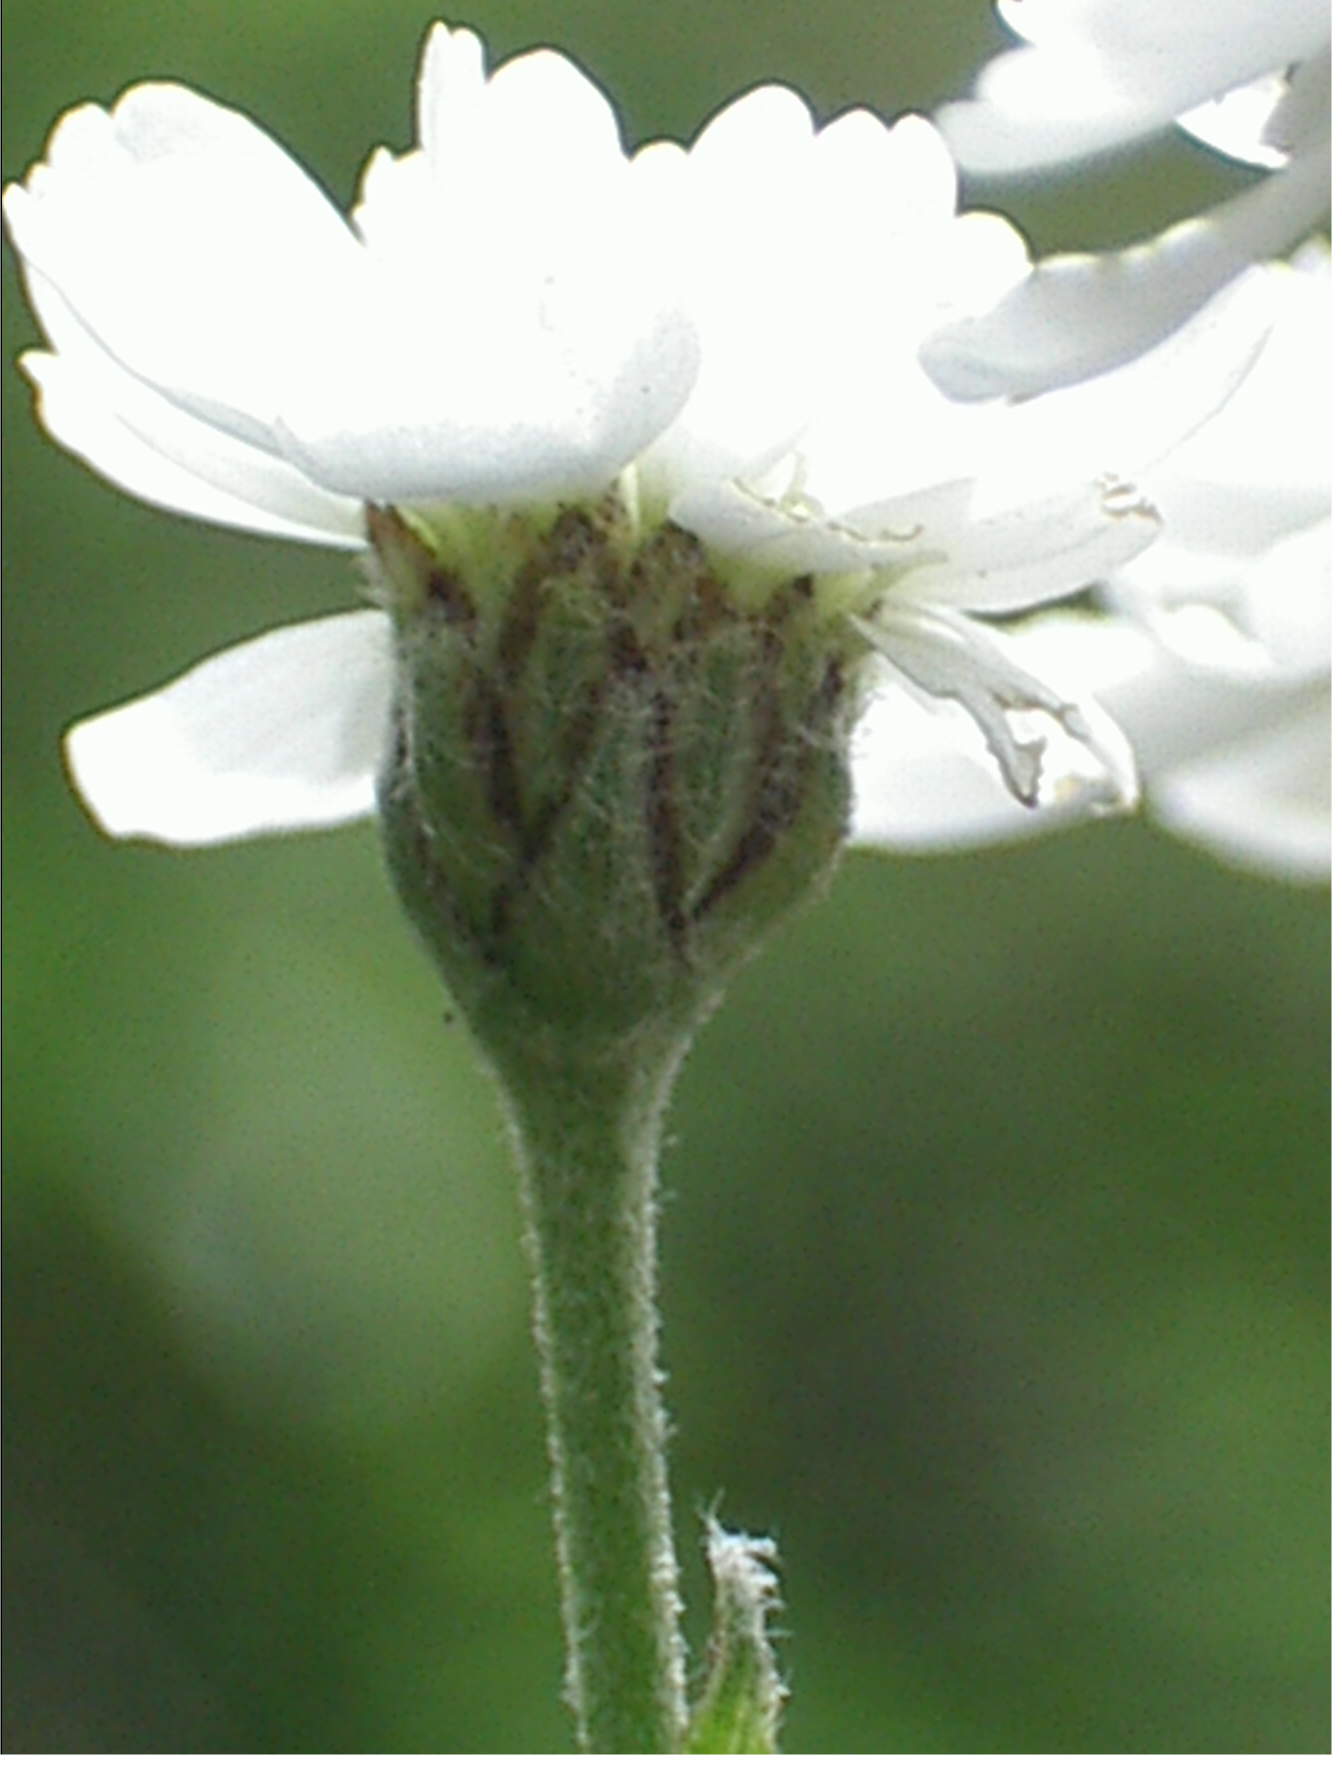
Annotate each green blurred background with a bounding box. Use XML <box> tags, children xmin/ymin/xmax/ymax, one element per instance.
<box><xmin>3</xmin><ymin>0</ymin><xmax>1328</xmax><ymax>1751</ymax></box>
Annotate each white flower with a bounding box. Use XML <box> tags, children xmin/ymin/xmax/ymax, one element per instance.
<box><xmin>855</xmin><ymin>246</ymin><xmax>1330</xmax><ymax>882</ymax></box>
<box><xmin>6</xmin><ymin>23</ymin><xmax>1272</xmax><ymax>847</ymax></box>
<box><xmin>929</xmin><ymin>0</ymin><xmax>1330</xmax><ymax>396</ymax></box>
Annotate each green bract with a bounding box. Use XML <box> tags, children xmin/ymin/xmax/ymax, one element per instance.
<box><xmin>373</xmin><ymin>490</ymin><xmax>866</xmax><ymax>1055</ymax></box>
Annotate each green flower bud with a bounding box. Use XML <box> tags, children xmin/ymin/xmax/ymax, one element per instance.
<box><xmin>372</xmin><ymin>487</ymin><xmax>866</xmax><ymax>1059</ymax></box>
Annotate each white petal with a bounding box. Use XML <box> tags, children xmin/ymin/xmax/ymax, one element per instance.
<box><xmin>853</xmin><ymin>602</ymin><xmax>1332</xmax><ymax>880</ymax></box>
<box><xmin>1179</xmin><ymin>49</ymin><xmax>1330</xmax><ymax>164</ymax></box>
<box><xmin>996</xmin><ymin>0</ymin><xmax>1328</xmax><ymax>65</ymax></box>
<box><xmin>1137</xmin><ymin>243</ymin><xmax>1330</xmax><ymax>496</ymax></box>
<box><xmin>460</xmin><ymin>42</ymin><xmax>628</xmax><ymax>182</ymax></box>
<box><xmin>1017</xmin><ymin>607</ymin><xmax>1330</xmax><ymax>881</ymax></box>
<box><xmin>19</xmin><ymin>255</ymin><xmax>362</xmax><ymax>543</ymax></box>
<box><xmin>682</xmin><ymin>82</ymin><xmax>817</xmax><ymax>178</ymax></box>
<box><xmin>310</xmin><ymin>28</ymin><xmax>703</xmax><ymax>504</ymax></box>
<box><xmin>1235</xmin><ymin>522</ymin><xmax>1331</xmax><ymax>676</ymax></box>
<box><xmin>1093</xmin><ymin>623</ymin><xmax>1326</xmax><ymax>776</ymax></box>
<box><xmin>671</xmin><ymin>454</ymin><xmax>1156</xmax><ymax>600</ymax></box>
<box><xmin>1244</xmin><ymin>49</ymin><xmax>1331</xmax><ymax>159</ymax></box>
<box><xmin>1181</xmin><ymin>46</ymin><xmax>1329</xmax><ymax>166</ymax></box>
<box><xmin>934</xmin><ymin>208</ymin><xmax>1034</xmax><ymax>317</ymax></box>
<box><xmin>919</xmin><ymin>154</ymin><xmax>1328</xmax><ymax>399</ymax></box>
<box><xmin>956</xmin><ymin>266</ymin><xmax>1282</xmax><ymax>516</ymax></box>
<box><xmin>1153</xmin><ymin>700</ymin><xmax>1330</xmax><ymax>882</ymax></box>
<box><xmin>939</xmin><ymin>0</ymin><xmax>1330</xmax><ymax>173</ymax></box>
<box><xmin>847</xmin><ymin>635</ymin><xmax>1179</xmax><ymax>854</ymax></box>
<box><xmin>4</xmin><ymin>83</ymin><xmax>362</xmax><ymax>448</ymax></box>
<box><xmin>417</xmin><ymin>24</ymin><xmax>628</xmax><ymax>206</ymax></box>
<box><xmin>937</xmin><ymin>48</ymin><xmax>1177</xmax><ymax>174</ymax></box>
<box><xmin>642</xmin><ymin>101</ymin><xmax>969</xmax><ymax>501</ymax></box>
<box><xmin>414</xmin><ymin>23</ymin><xmax>488</xmax><ymax>168</ymax></box>
<box><xmin>1177</xmin><ymin>70</ymin><xmax>1294</xmax><ymax>168</ymax></box>
<box><xmin>350</xmin><ymin>141</ymin><xmax>430</xmax><ymax>254</ymax></box>
<box><xmin>274</xmin><ymin>284</ymin><xmax>700</xmax><ymax>503</ymax></box>
<box><xmin>883</xmin><ymin>476</ymin><xmax>1159</xmax><ymax>612</ymax></box>
<box><xmin>21</xmin><ymin>348</ymin><xmax>362</xmax><ymax>546</ymax></box>
<box><xmin>849</xmin><ymin>613</ymin><xmax>1148</xmax><ymax>848</ymax></box>
<box><xmin>64</xmin><ymin>612</ymin><xmax>393</xmax><ymax>845</ymax></box>
<box><xmin>282</xmin><ymin>30</ymin><xmax>701</xmax><ymax>504</ymax></box>
<box><xmin>860</xmin><ymin>112</ymin><xmax>959</xmax><ymax>232</ymax></box>
<box><xmin>982</xmin><ymin>606</ymin><xmax>1328</xmax><ymax>807</ymax></box>
<box><xmin>1113</xmin><ymin>519</ymin><xmax>1331</xmax><ymax>685</ymax></box>
<box><xmin>849</xmin><ymin>666</ymin><xmax>1056</xmax><ymax>850</ymax></box>
<box><xmin>854</xmin><ymin>604</ymin><xmax>1138</xmax><ymax>812</ymax></box>
<box><xmin>637</xmin><ymin>87</ymin><xmax>847</xmax><ymax>493</ymax></box>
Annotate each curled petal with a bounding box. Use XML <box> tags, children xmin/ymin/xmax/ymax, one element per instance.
<box><xmin>849</xmin><ymin>671</ymin><xmax>1054</xmax><ymax>851</ymax></box>
<box><xmin>852</xmin><ymin>607</ymin><xmax>1331</xmax><ymax>881</ymax></box>
<box><xmin>64</xmin><ymin>612</ymin><xmax>393</xmax><ymax>845</ymax></box>
<box><xmin>849</xmin><ymin>613</ymin><xmax>1155</xmax><ymax>850</ymax></box>
<box><xmin>853</xmin><ymin>604</ymin><xmax>1138</xmax><ymax>812</ymax></box>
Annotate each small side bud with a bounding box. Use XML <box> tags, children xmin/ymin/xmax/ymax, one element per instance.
<box><xmin>685</xmin><ymin>1519</ymin><xmax>787</xmax><ymax>1753</ymax></box>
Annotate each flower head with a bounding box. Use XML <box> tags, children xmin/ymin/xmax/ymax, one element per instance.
<box><xmin>6</xmin><ymin>23</ymin><xmax>1271</xmax><ymax>851</ymax></box>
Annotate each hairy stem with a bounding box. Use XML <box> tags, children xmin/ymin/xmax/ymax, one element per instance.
<box><xmin>495</xmin><ymin>1027</ymin><xmax>690</xmax><ymax>1752</ymax></box>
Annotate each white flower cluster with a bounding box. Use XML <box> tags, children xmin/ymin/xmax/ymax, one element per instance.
<box><xmin>4</xmin><ymin>12</ymin><xmax>1327</xmax><ymax>878</ymax></box>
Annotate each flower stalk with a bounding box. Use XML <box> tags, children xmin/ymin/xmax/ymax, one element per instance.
<box><xmin>500</xmin><ymin>1024</ymin><xmax>691</xmax><ymax>1750</ymax></box>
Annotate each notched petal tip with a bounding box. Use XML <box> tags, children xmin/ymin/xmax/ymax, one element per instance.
<box><xmin>687</xmin><ymin>80</ymin><xmax>818</xmax><ymax>165</ymax></box>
